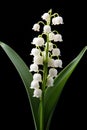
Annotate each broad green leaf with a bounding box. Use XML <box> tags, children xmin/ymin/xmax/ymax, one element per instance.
<box><xmin>44</xmin><ymin>46</ymin><xmax>87</xmax><ymax>130</ymax></box>
<box><xmin>0</xmin><ymin>42</ymin><xmax>39</xmax><ymax>130</ymax></box>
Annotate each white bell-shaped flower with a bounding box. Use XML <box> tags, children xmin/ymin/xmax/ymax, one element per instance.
<box><xmin>54</xmin><ymin>59</ymin><xmax>62</xmax><ymax>68</ymax></box>
<box><xmin>32</xmin><ymin>23</ymin><xmax>40</xmax><ymax>31</ymax></box>
<box><xmin>32</xmin><ymin>37</ymin><xmax>44</xmax><ymax>46</ymax></box>
<box><xmin>33</xmin><ymin>55</ymin><xmax>43</xmax><ymax>65</ymax></box>
<box><xmin>45</xmin><ymin>42</ymin><xmax>53</xmax><ymax>51</ymax></box>
<box><xmin>43</xmin><ymin>25</ymin><xmax>51</xmax><ymax>33</ymax></box>
<box><xmin>52</xmin><ymin>48</ymin><xmax>60</xmax><ymax>56</ymax></box>
<box><xmin>48</xmin><ymin>58</ymin><xmax>55</xmax><ymax>67</ymax></box>
<box><xmin>54</xmin><ymin>34</ymin><xmax>63</xmax><ymax>42</ymax></box>
<box><xmin>52</xmin><ymin>16</ymin><xmax>63</xmax><ymax>25</ymax></box>
<box><xmin>49</xmin><ymin>42</ymin><xmax>53</xmax><ymax>51</ymax></box>
<box><xmin>30</xmin><ymin>80</ymin><xmax>40</xmax><ymax>89</ymax></box>
<box><xmin>30</xmin><ymin>48</ymin><xmax>41</xmax><ymax>56</ymax></box>
<box><xmin>33</xmin><ymin>88</ymin><xmax>42</xmax><ymax>98</ymax></box>
<box><xmin>47</xmin><ymin>77</ymin><xmax>54</xmax><ymax>87</ymax></box>
<box><xmin>49</xmin><ymin>32</ymin><xmax>55</xmax><ymax>41</ymax></box>
<box><xmin>30</xmin><ymin>64</ymin><xmax>38</xmax><ymax>72</ymax></box>
<box><xmin>41</xmin><ymin>13</ymin><xmax>50</xmax><ymax>22</ymax></box>
<box><xmin>49</xmin><ymin>68</ymin><xmax>57</xmax><ymax>78</ymax></box>
<box><xmin>33</xmin><ymin>73</ymin><xmax>42</xmax><ymax>82</ymax></box>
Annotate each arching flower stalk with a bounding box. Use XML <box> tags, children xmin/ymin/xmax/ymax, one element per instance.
<box><xmin>30</xmin><ymin>9</ymin><xmax>63</xmax><ymax>98</ymax></box>
<box><xmin>30</xmin><ymin>9</ymin><xmax>63</xmax><ymax>130</ymax></box>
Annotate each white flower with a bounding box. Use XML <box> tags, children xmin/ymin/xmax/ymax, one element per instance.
<box><xmin>41</xmin><ymin>13</ymin><xmax>50</xmax><ymax>22</ymax></box>
<box><xmin>54</xmin><ymin>59</ymin><xmax>62</xmax><ymax>68</ymax></box>
<box><xmin>48</xmin><ymin>58</ymin><xmax>55</xmax><ymax>67</ymax></box>
<box><xmin>52</xmin><ymin>16</ymin><xmax>63</xmax><ymax>25</ymax></box>
<box><xmin>33</xmin><ymin>55</ymin><xmax>43</xmax><ymax>65</ymax></box>
<box><xmin>49</xmin><ymin>42</ymin><xmax>53</xmax><ymax>51</ymax></box>
<box><xmin>52</xmin><ymin>48</ymin><xmax>60</xmax><ymax>56</ymax></box>
<box><xmin>30</xmin><ymin>80</ymin><xmax>40</xmax><ymax>89</ymax></box>
<box><xmin>47</xmin><ymin>77</ymin><xmax>54</xmax><ymax>87</ymax></box>
<box><xmin>33</xmin><ymin>88</ymin><xmax>42</xmax><ymax>98</ymax></box>
<box><xmin>30</xmin><ymin>10</ymin><xmax>63</xmax><ymax>98</ymax></box>
<box><xmin>54</xmin><ymin>34</ymin><xmax>63</xmax><ymax>42</ymax></box>
<box><xmin>49</xmin><ymin>32</ymin><xmax>55</xmax><ymax>41</ymax></box>
<box><xmin>30</xmin><ymin>64</ymin><xmax>38</xmax><ymax>72</ymax></box>
<box><xmin>43</xmin><ymin>25</ymin><xmax>51</xmax><ymax>33</ymax></box>
<box><xmin>32</xmin><ymin>23</ymin><xmax>40</xmax><ymax>31</ymax></box>
<box><xmin>32</xmin><ymin>37</ymin><xmax>44</xmax><ymax>46</ymax></box>
<box><xmin>30</xmin><ymin>48</ymin><xmax>41</xmax><ymax>56</ymax></box>
<box><xmin>45</xmin><ymin>42</ymin><xmax>53</xmax><ymax>51</ymax></box>
<box><xmin>33</xmin><ymin>73</ymin><xmax>42</xmax><ymax>82</ymax></box>
<box><xmin>49</xmin><ymin>68</ymin><xmax>57</xmax><ymax>78</ymax></box>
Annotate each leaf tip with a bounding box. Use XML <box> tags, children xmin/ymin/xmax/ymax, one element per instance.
<box><xmin>0</xmin><ymin>41</ymin><xmax>5</xmax><ymax>48</ymax></box>
<box><xmin>85</xmin><ymin>46</ymin><xmax>87</xmax><ymax>50</ymax></box>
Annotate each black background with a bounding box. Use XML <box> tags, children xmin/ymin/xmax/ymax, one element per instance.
<box><xmin>0</xmin><ymin>0</ymin><xmax>87</xmax><ymax>129</ymax></box>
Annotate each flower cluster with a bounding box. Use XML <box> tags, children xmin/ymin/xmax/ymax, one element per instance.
<box><xmin>30</xmin><ymin>9</ymin><xmax>63</xmax><ymax>98</ymax></box>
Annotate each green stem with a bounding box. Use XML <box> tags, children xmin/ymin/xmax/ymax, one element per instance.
<box><xmin>40</xmin><ymin>97</ymin><xmax>44</xmax><ymax>130</ymax></box>
<box><xmin>40</xmin><ymin>34</ymin><xmax>49</xmax><ymax>130</ymax></box>
<box><xmin>40</xmin><ymin>11</ymin><xmax>51</xmax><ymax>130</ymax></box>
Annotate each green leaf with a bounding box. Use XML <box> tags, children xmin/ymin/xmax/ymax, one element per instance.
<box><xmin>44</xmin><ymin>46</ymin><xmax>87</xmax><ymax>130</ymax></box>
<box><xmin>0</xmin><ymin>42</ymin><xmax>39</xmax><ymax>130</ymax></box>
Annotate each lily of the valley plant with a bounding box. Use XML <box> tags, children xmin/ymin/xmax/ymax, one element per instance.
<box><xmin>0</xmin><ymin>9</ymin><xmax>87</xmax><ymax>130</ymax></box>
